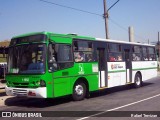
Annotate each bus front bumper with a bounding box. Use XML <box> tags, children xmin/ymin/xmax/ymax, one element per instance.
<box><xmin>5</xmin><ymin>86</ymin><xmax>47</xmax><ymax>98</ymax></box>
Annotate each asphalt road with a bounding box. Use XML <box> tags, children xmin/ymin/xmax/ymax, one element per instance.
<box><xmin>0</xmin><ymin>76</ymin><xmax>160</xmax><ymax>120</ymax></box>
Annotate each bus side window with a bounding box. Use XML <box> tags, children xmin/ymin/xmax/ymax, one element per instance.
<box><xmin>108</xmin><ymin>43</ymin><xmax>123</xmax><ymax>62</ymax></box>
<box><xmin>132</xmin><ymin>46</ymin><xmax>142</xmax><ymax>61</ymax></box>
<box><xmin>86</xmin><ymin>54</ymin><xmax>93</xmax><ymax>62</ymax></box>
<box><xmin>48</xmin><ymin>44</ymin><xmax>57</xmax><ymax>72</ymax></box>
<box><xmin>148</xmin><ymin>47</ymin><xmax>156</xmax><ymax>61</ymax></box>
<box><xmin>142</xmin><ymin>47</ymin><xmax>148</xmax><ymax>61</ymax></box>
<box><xmin>73</xmin><ymin>40</ymin><xmax>94</xmax><ymax>62</ymax></box>
<box><xmin>74</xmin><ymin>52</ymin><xmax>84</xmax><ymax>62</ymax></box>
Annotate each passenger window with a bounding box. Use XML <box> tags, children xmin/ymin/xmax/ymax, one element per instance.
<box><xmin>73</xmin><ymin>41</ymin><xmax>92</xmax><ymax>51</ymax></box>
<box><xmin>132</xmin><ymin>46</ymin><xmax>142</xmax><ymax>61</ymax></box>
<box><xmin>108</xmin><ymin>44</ymin><xmax>123</xmax><ymax>62</ymax></box>
<box><xmin>148</xmin><ymin>47</ymin><xmax>156</xmax><ymax>61</ymax></box>
<box><xmin>73</xmin><ymin>40</ymin><xmax>94</xmax><ymax>62</ymax></box>
<box><xmin>48</xmin><ymin>44</ymin><xmax>58</xmax><ymax>72</ymax></box>
<box><xmin>142</xmin><ymin>47</ymin><xmax>148</xmax><ymax>61</ymax></box>
<box><xmin>74</xmin><ymin>52</ymin><xmax>85</xmax><ymax>62</ymax></box>
<box><xmin>48</xmin><ymin>43</ymin><xmax>73</xmax><ymax>72</ymax></box>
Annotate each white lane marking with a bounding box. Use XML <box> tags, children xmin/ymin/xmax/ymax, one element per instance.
<box><xmin>77</xmin><ymin>93</ymin><xmax>160</xmax><ymax>120</ymax></box>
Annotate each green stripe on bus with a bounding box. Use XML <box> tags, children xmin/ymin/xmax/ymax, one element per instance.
<box><xmin>108</xmin><ymin>67</ymin><xmax>157</xmax><ymax>73</ymax></box>
<box><xmin>132</xmin><ymin>67</ymin><xmax>157</xmax><ymax>71</ymax></box>
<box><xmin>108</xmin><ymin>70</ymin><xmax>126</xmax><ymax>73</ymax></box>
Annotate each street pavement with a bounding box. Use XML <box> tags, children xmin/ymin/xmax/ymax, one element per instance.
<box><xmin>0</xmin><ymin>72</ymin><xmax>160</xmax><ymax>120</ymax></box>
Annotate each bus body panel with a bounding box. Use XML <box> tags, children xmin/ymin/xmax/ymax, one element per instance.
<box><xmin>107</xmin><ymin>62</ymin><xmax>126</xmax><ymax>88</ymax></box>
<box><xmin>52</xmin><ymin>63</ymin><xmax>99</xmax><ymax>97</ymax></box>
<box><xmin>132</xmin><ymin>61</ymin><xmax>157</xmax><ymax>82</ymax></box>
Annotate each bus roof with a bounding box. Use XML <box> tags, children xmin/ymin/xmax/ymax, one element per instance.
<box><xmin>11</xmin><ymin>31</ymin><xmax>155</xmax><ymax>47</ymax></box>
<box><xmin>12</xmin><ymin>31</ymin><xmax>94</xmax><ymax>40</ymax></box>
<box><xmin>12</xmin><ymin>31</ymin><xmax>48</xmax><ymax>39</ymax></box>
<box><xmin>96</xmin><ymin>38</ymin><xmax>155</xmax><ymax>47</ymax></box>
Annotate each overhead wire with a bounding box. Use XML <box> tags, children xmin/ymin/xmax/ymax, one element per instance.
<box><xmin>39</xmin><ymin>0</ymin><xmax>146</xmax><ymax>41</ymax></box>
<box><xmin>109</xmin><ymin>18</ymin><xmax>146</xmax><ymax>41</ymax></box>
<box><xmin>39</xmin><ymin>0</ymin><xmax>102</xmax><ymax>17</ymax></box>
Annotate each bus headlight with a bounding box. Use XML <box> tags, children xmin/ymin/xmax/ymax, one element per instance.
<box><xmin>40</xmin><ymin>80</ymin><xmax>46</xmax><ymax>87</ymax></box>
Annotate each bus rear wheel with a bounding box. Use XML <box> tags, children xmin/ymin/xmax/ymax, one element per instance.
<box><xmin>134</xmin><ymin>73</ymin><xmax>142</xmax><ymax>88</ymax></box>
<box><xmin>72</xmin><ymin>81</ymin><xmax>86</xmax><ymax>101</ymax></box>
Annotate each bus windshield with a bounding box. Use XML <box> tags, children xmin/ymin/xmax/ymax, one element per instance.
<box><xmin>7</xmin><ymin>44</ymin><xmax>46</xmax><ymax>74</ymax></box>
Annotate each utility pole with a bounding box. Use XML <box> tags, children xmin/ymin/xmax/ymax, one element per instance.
<box><xmin>128</xmin><ymin>26</ymin><xmax>134</xmax><ymax>42</ymax></box>
<box><xmin>103</xmin><ymin>0</ymin><xmax>120</xmax><ymax>39</ymax></box>
<box><xmin>158</xmin><ymin>32</ymin><xmax>160</xmax><ymax>61</ymax></box>
<box><xmin>103</xmin><ymin>0</ymin><xmax>109</xmax><ymax>39</ymax></box>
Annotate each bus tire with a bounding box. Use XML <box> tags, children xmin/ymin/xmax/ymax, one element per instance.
<box><xmin>134</xmin><ymin>73</ymin><xmax>142</xmax><ymax>88</ymax></box>
<box><xmin>72</xmin><ymin>81</ymin><xmax>86</xmax><ymax>101</ymax></box>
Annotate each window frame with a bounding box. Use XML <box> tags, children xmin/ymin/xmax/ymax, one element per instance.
<box><xmin>108</xmin><ymin>43</ymin><xmax>123</xmax><ymax>62</ymax></box>
<box><xmin>148</xmin><ymin>47</ymin><xmax>156</xmax><ymax>61</ymax></box>
<box><xmin>142</xmin><ymin>47</ymin><xmax>148</xmax><ymax>61</ymax></box>
<box><xmin>48</xmin><ymin>42</ymin><xmax>74</xmax><ymax>72</ymax></box>
<box><xmin>73</xmin><ymin>39</ymin><xmax>95</xmax><ymax>63</ymax></box>
<box><xmin>132</xmin><ymin>45</ymin><xmax>142</xmax><ymax>61</ymax></box>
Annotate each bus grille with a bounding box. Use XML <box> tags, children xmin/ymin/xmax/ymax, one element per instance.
<box><xmin>12</xmin><ymin>89</ymin><xmax>28</xmax><ymax>96</ymax></box>
<box><xmin>12</xmin><ymin>82</ymin><xmax>29</xmax><ymax>88</ymax></box>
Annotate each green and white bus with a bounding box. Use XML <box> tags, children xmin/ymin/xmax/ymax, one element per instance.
<box><xmin>5</xmin><ymin>32</ymin><xmax>157</xmax><ymax>101</ymax></box>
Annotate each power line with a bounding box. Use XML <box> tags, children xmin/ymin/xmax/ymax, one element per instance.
<box><xmin>109</xmin><ymin>18</ymin><xmax>146</xmax><ymax>41</ymax></box>
<box><xmin>39</xmin><ymin>0</ymin><xmax>146</xmax><ymax>41</ymax></box>
<box><xmin>39</xmin><ymin>0</ymin><xmax>102</xmax><ymax>17</ymax></box>
<box><xmin>109</xmin><ymin>18</ymin><xmax>128</xmax><ymax>31</ymax></box>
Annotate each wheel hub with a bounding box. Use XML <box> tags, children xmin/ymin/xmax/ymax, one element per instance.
<box><xmin>136</xmin><ymin>77</ymin><xmax>141</xmax><ymax>85</ymax></box>
<box><xmin>75</xmin><ymin>85</ymin><xmax>83</xmax><ymax>95</ymax></box>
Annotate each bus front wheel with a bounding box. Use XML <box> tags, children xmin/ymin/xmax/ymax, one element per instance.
<box><xmin>72</xmin><ymin>81</ymin><xmax>86</xmax><ymax>101</ymax></box>
<box><xmin>134</xmin><ymin>73</ymin><xmax>142</xmax><ymax>88</ymax></box>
